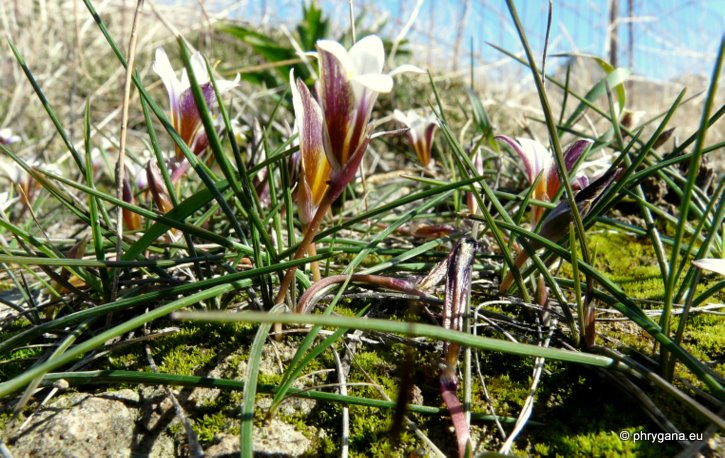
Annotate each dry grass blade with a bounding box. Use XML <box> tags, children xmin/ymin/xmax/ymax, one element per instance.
<box><xmin>112</xmin><ymin>0</ymin><xmax>144</xmax><ymax>299</ymax></box>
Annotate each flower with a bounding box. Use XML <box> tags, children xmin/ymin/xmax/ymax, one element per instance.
<box><xmin>692</xmin><ymin>258</ymin><xmax>725</xmax><ymax>277</ymax></box>
<box><xmin>498</xmin><ymin>166</ymin><xmax>623</xmax><ymax>293</ymax></box>
<box><xmin>0</xmin><ymin>128</ymin><xmax>20</xmax><ymax>145</ymax></box>
<box><xmin>122</xmin><ymin>178</ymin><xmax>142</xmax><ymax>231</ymax></box>
<box><xmin>418</xmin><ymin>237</ymin><xmax>478</xmax><ymax>457</ymax></box>
<box><xmin>466</xmin><ymin>149</ymin><xmax>484</xmax><ymax>215</ymax></box>
<box><xmin>536</xmin><ymin>166</ymin><xmax>622</xmax><ymax>246</ymax></box>
<box><xmin>146</xmin><ymin>160</ymin><xmax>173</xmax><ymax>214</ymax></box>
<box><xmin>290</xmin><ymin>70</ymin><xmax>330</xmax><ymax>225</ymax></box>
<box><xmin>496</xmin><ymin>135</ymin><xmax>592</xmax><ymax>222</ymax></box>
<box><xmin>0</xmin><ymin>157</ymin><xmax>49</xmax><ymax>207</ymax></box>
<box><xmin>276</xmin><ymin>35</ymin><xmax>423</xmax><ymax>305</ymax></box>
<box><xmin>153</xmin><ymin>47</ymin><xmax>239</xmax><ymax>162</ymax></box>
<box><xmin>312</xmin><ymin>35</ymin><xmax>423</xmax><ymax>194</ymax></box>
<box><xmin>393</xmin><ymin>109</ymin><xmax>438</xmax><ymax>167</ymax></box>
<box><xmin>287</xmin><ymin>34</ymin><xmax>423</xmax><ymax>231</ymax></box>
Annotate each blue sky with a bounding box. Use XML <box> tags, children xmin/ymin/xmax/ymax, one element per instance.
<box><xmin>203</xmin><ymin>0</ymin><xmax>724</xmax><ymax>80</ymax></box>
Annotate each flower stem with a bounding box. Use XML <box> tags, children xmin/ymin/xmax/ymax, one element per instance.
<box><xmin>308</xmin><ymin>242</ymin><xmax>321</xmax><ymax>282</ymax></box>
<box><xmin>274</xmin><ymin>191</ymin><xmax>335</xmax><ymax>306</ymax></box>
<box><xmin>295</xmin><ymin>274</ymin><xmax>431</xmax><ymax>314</ymax></box>
<box><xmin>499</xmin><ymin>249</ymin><xmax>529</xmax><ymax>293</ymax></box>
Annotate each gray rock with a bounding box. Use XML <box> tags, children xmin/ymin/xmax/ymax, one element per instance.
<box><xmin>205</xmin><ymin>433</ymin><xmax>239</xmax><ymax>457</ymax></box>
<box><xmin>8</xmin><ymin>389</ymin><xmax>139</xmax><ymax>458</ymax></box>
<box><xmin>205</xmin><ymin>418</ymin><xmax>313</xmax><ymax>458</ymax></box>
<box><xmin>253</xmin><ymin>419</ymin><xmax>312</xmax><ymax>456</ymax></box>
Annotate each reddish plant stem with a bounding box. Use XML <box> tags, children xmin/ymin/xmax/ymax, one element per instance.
<box><xmin>439</xmin><ymin>372</ymin><xmax>470</xmax><ymax>458</ymax></box>
<box><xmin>308</xmin><ymin>242</ymin><xmax>321</xmax><ymax>282</ymax></box>
<box><xmin>499</xmin><ymin>249</ymin><xmax>529</xmax><ymax>293</ymax></box>
<box><xmin>274</xmin><ymin>191</ymin><xmax>335</xmax><ymax>306</ymax></box>
<box><xmin>295</xmin><ymin>274</ymin><xmax>431</xmax><ymax>314</ymax></box>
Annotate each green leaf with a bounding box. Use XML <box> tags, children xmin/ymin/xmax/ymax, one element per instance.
<box><xmin>554</xmin><ymin>53</ymin><xmax>628</xmax><ymax>116</ymax></box>
<box><xmin>466</xmin><ymin>88</ymin><xmax>493</xmax><ymax>140</ymax></box>
<box><xmin>561</xmin><ymin>62</ymin><xmax>630</xmax><ymax>128</ymax></box>
<box><xmin>175</xmin><ymin>311</ymin><xmax>617</xmax><ymax>367</ymax></box>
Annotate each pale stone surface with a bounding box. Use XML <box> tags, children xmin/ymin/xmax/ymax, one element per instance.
<box><xmin>4</xmin><ymin>341</ymin><xmax>321</xmax><ymax>457</ymax></box>
<box><xmin>253</xmin><ymin>419</ymin><xmax>312</xmax><ymax>456</ymax></box>
<box><xmin>205</xmin><ymin>419</ymin><xmax>313</xmax><ymax>458</ymax></box>
<box><xmin>8</xmin><ymin>390</ymin><xmax>139</xmax><ymax>458</ymax></box>
<box><xmin>205</xmin><ymin>433</ymin><xmax>240</xmax><ymax>457</ymax></box>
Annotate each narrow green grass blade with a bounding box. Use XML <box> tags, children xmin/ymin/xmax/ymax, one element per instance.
<box><xmin>269</xmin><ymin>305</ymin><xmax>369</xmax><ymax>414</ymax></box>
<box><xmin>175</xmin><ymin>311</ymin><xmax>617</xmax><ymax>367</ymax></box>
<box><xmin>568</xmin><ymin>225</ymin><xmax>584</xmax><ymax>346</ymax></box>
<box><xmin>553</xmin><ymin>53</ymin><xmax>629</xmax><ymax>128</ymax></box>
<box><xmin>0</xmin><ymin>219</ymin><xmax>99</xmax><ymax>294</ymax></box>
<box><xmin>82</xmin><ymin>1</ymin><xmax>252</xmax><ymax>253</ymax></box>
<box><xmin>360</xmin><ymin>238</ymin><xmax>448</xmax><ymax>275</ymax></box>
<box><xmin>240</xmin><ymin>303</ymin><xmax>285</xmax><ymax>458</ymax></box>
<box><xmin>14</xmin><ymin>319</ymin><xmax>93</xmax><ymax>412</ymax></box>
<box><xmin>0</xmin><ymin>254</ymin><xmax>329</xmax><ymax>356</ymax></box>
<box><xmin>558</xmin><ymin>63</ymin><xmax>572</xmax><ymax>129</ymax></box>
<box><xmin>0</xmin><ymin>144</ymin><xmax>92</xmax><ymax>226</ymax></box>
<box><xmin>178</xmin><ymin>40</ymin><xmax>249</xmax><ymax>248</ymax></box>
<box><xmin>675</xmin><ymin>179</ymin><xmax>725</xmax><ymax>301</ymax></box>
<box><xmin>589</xmin><ymin>89</ymin><xmax>686</xmax><ymax>222</ymax></box>
<box><xmin>280</xmin><ymin>175</ymin><xmax>484</xmax><ymax>259</ymax></box>
<box><xmin>123</xmin><ymin>181</ymin><xmax>233</xmax><ymax>260</ymax></box>
<box><xmin>208</xmin><ymin>62</ymin><xmax>277</xmax><ymax>261</ymax></box>
<box><xmin>0</xmin><ymin>283</ymin><xmax>237</xmax><ymax>397</ymax></box>
<box><xmin>271</xmin><ymin>189</ymin><xmax>456</xmax><ymax>414</ymax></box>
<box><xmin>487</xmin><ymin>217</ymin><xmax>725</xmax><ymax>399</ymax></box>
<box><xmin>505</xmin><ymin>0</ymin><xmax>592</xmax><ymax>305</ymax></box>
<box><xmin>84</xmin><ymin>99</ymin><xmax>110</xmax><ymax>297</ymax></box>
<box><xmin>0</xmin><ymin>254</ymin><xmax>222</xmax><ymax>268</ymax></box>
<box><xmin>7</xmin><ymin>40</ymin><xmax>86</xmax><ymax>177</ymax></box>
<box><xmin>662</xmin><ymin>38</ymin><xmax>724</xmax><ymax>375</ymax></box>
<box><xmin>693</xmin><ymin>280</ymin><xmax>725</xmax><ymax>307</ymax></box>
<box><xmin>32</xmin><ymin>168</ymin><xmax>248</xmax><ymax>256</ymax></box>
<box><xmin>41</xmin><ymin>370</ymin><xmax>519</xmax><ymax>423</ymax></box>
<box><xmin>139</xmin><ymin>97</ymin><xmax>201</xmax><ymax>268</ymax></box>
<box><xmin>466</xmin><ymin>88</ymin><xmax>495</xmax><ymax>145</ymax></box>
<box><xmin>437</xmin><ymin>118</ymin><xmax>530</xmax><ymax>300</ymax></box>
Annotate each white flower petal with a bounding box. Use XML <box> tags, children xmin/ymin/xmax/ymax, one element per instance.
<box><xmin>393</xmin><ymin>109</ymin><xmax>411</xmax><ymax>125</ymax></box>
<box><xmin>290</xmin><ymin>69</ymin><xmax>303</xmax><ymax>133</ymax></box>
<box><xmin>389</xmin><ymin>64</ymin><xmax>426</xmax><ymax>77</ymax></box>
<box><xmin>153</xmin><ymin>48</ymin><xmax>183</xmax><ymax>97</ymax></box>
<box><xmin>353</xmin><ymin>73</ymin><xmax>393</xmax><ymax>93</ymax></box>
<box><xmin>317</xmin><ymin>40</ymin><xmax>355</xmax><ymax>77</ymax></box>
<box><xmin>214</xmin><ymin>74</ymin><xmax>240</xmax><ymax>94</ymax></box>
<box><xmin>349</xmin><ymin>35</ymin><xmax>385</xmax><ymax>76</ymax></box>
<box><xmin>516</xmin><ymin>137</ymin><xmax>551</xmax><ymax>179</ymax></box>
<box><xmin>189</xmin><ymin>51</ymin><xmax>211</xmax><ymax>85</ymax></box>
<box><xmin>0</xmin><ymin>191</ymin><xmax>14</xmax><ymax>212</ymax></box>
<box><xmin>692</xmin><ymin>258</ymin><xmax>725</xmax><ymax>277</ymax></box>
<box><xmin>0</xmin><ymin>128</ymin><xmax>20</xmax><ymax>144</ymax></box>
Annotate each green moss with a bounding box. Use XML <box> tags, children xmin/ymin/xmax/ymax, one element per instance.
<box><xmin>681</xmin><ymin>313</ymin><xmax>725</xmax><ymax>361</ymax></box>
<box><xmin>0</xmin><ymin>317</ymin><xmax>38</xmax><ymax>380</ymax></box>
<box><xmin>258</xmin><ymin>371</ymin><xmax>283</xmax><ymax>385</ymax></box>
<box><xmin>564</xmin><ymin>231</ymin><xmax>667</xmax><ymax>301</ymax></box>
<box><xmin>0</xmin><ymin>345</ymin><xmax>44</xmax><ymax>381</ymax></box>
<box><xmin>0</xmin><ymin>411</ymin><xmax>12</xmax><ymax>432</ymax></box>
<box><xmin>545</xmin><ymin>430</ymin><xmax>637</xmax><ymax>457</ymax></box>
<box><xmin>106</xmin><ymin>350</ymin><xmax>144</xmax><ymax>371</ymax></box>
<box><xmin>194</xmin><ymin>411</ymin><xmax>239</xmax><ymax>444</ymax></box>
<box><xmin>280</xmin><ymin>341</ymin><xmax>436</xmax><ymax>456</ymax></box>
<box><xmin>521</xmin><ymin>363</ymin><xmax>682</xmax><ymax>457</ymax></box>
<box><xmin>158</xmin><ymin>345</ymin><xmax>214</xmax><ymax>375</ymax></box>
